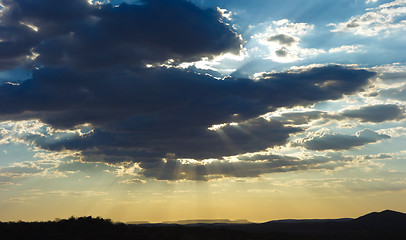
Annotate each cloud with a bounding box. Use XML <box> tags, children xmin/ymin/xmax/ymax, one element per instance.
<box><xmin>369</xmin><ymin>64</ymin><xmax>406</xmax><ymax>100</ymax></box>
<box><xmin>363</xmin><ymin>153</ymin><xmax>392</xmax><ymax>160</ymax></box>
<box><xmin>20</xmin><ymin>117</ymin><xmax>301</xmax><ymax>161</ymax></box>
<box><xmin>0</xmin><ymin>1</ymin><xmax>381</xmax><ymax>180</ymax></box>
<box><xmin>0</xmin><ymin>65</ymin><xmax>375</xmax><ymax>163</ymax></box>
<box><xmin>0</xmin><ymin>0</ymin><xmax>93</xmax><ymax>69</ymax></box>
<box><xmin>366</xmin><ymin>0</ymin><xmax>380</xmax><ymax>4</ymax></box>
<box><xmin>296</xmin><ymin>128</ymin><xmax>390</xmax><ymax>151</ymax></box>
<box><xmin>377</xmin><ymin>126</ymin><xmax>406</xmax><ymax>137</ymax></box>
<box><xmin>380</xmin><ymin>70</ymin><xmax>406</xmax><ymax>83</ymax></box>
<box><xmin>0</xmin><ymin>162</ymin><xmax>43</xmax><ymax>179</ymax></box>
<box><xmin>0</xmin><ymin>158</ymin><xmax>74</xmax><ymax>179</ymax></box>
<box><xmin>267</xmin><ymin>104</ymin><xmax>404</xmax><ymax>126</ymax></box>
<box><xmin>275</xmin><ymin>48</ymin><xmax>289</xmax><ymax>57</ymax></box>
<box><xmin>267</xmin><ymin>110</ymin><xmax>327</xmax><ymax>126</ymax></box>
<box><xmin>328</xmin><ymin>45</ymin><xmax>364</xmax><ymax>53</ymax></box>
<box><xmin>380</xmin><ymin>84</ymin><xmax>406</xmax><ymax>101</ymax></box>
<box><xmin>254</xmin><ymin>19</ymin><xmax>318</xmax><ymax>62</ymax></box>
<box><xmin>341</xmin><ymin>104</ymin><xmax>404</xmax><ymax>122</ymax></box>
<box><xmin>273</xmin><ymin>177</ymin><xmax>406</xmax><ymax>193</ymax></box>
<box><xmin>0</xmin><ymin>0</ymin><xmax>242</xmax><ymax>70</ymax></box>
<box><xmin>330</xmin><ymin>0</ymin><xmax>406</xmax><ymax>36</ymax></box>
<box><xmin>344</xmin><ymin>177</ymin><xmax>406</xmax><ymax>192</ymax></box>
<box><xmin>267</xmin><ymin>34</ymin><xmax>296</xmax><ymax>46</ymax></box>
<box><xmin>140</xmin><ymin>152</ymin><xmax>354</xmax><ymax>181</ymax></box>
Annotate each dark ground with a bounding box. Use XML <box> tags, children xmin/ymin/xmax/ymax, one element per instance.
<box><xmin>1</xmin><ymin>210</ymin><xmax>406</xmax><ymax>240</ymax></box>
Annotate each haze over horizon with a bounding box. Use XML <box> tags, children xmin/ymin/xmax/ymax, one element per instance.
<box><xmin>0</xmin><ymin>0</ymin><xmax>405</xmax><ymax>223</ymax></box>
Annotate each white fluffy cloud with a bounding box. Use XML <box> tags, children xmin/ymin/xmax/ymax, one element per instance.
<box><xmin>253</xmin><ymin>19</ymin><xmax>321</xmax><ymax>62</ymax></box>
<box><xmin>330</xmin><ymin>0</ymin><xmax>406</xmax><ymax>36</ymax></box>
<box><xmin>366</xmin><ymin>0</ymin><xmax>380</xmax><ymax>4</ymax></box>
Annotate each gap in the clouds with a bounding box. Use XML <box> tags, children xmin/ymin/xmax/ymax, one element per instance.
<box><xmin>0</xmin><ymin>68</ymin><xmax>32</xmax><ymax>85</ymax></box>
<box><xmin>0</xmin><ymin>143</ymin><xmax>37</xmax><ymax>167</ymax></box>
<box><xmin>89</xmin><ymin>0</ymin><xmax>143</xmax><ymax>6</ymax></box>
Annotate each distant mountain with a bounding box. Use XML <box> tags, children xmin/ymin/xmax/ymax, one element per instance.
<box><xmin>350</xmin><ymin>209</ymin><xmax>406</xmax><ymax>231</ymax></box>
<box><xmin>2</xmin><ymin>210</ymin><xmax>406</xmax><ymax>240</ymax></box>
<box><xmin>256</xmin><ymin>209</ymin><xmax>406</xmax><ymax>226</ymax></box>
<box><xmin>266</xmin><ymin>218</ymin><xmax>352</xmax><ymax>224</ymax></box>
<box><xmin>126</xmin><ymin>221</ymin><xmax>150</xmax><ymax>224</ymax></box>
<box><xmin>162</xmin><ymin>219</ymin><xmax>252</xmax><ymax>225</ymax></box>
<box><xmin>219</xmin><ymin>209</ymin><xmax>406</xmax><ymax>239</ymax></box>
<box><xmin>125</xmin><ymin>210</ymin><xmax>406</xmax><ymax>226</ymax></box>
<box><xmin>354</xmin><ymin>209</ymin><xmax>406</xmax><ymax>223</ymax></box>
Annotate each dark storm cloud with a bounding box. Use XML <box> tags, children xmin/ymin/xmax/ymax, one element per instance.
<box><xmin>269</xmin><ymin>104</ymin><xmax>404</xmax><ymax>126</ymax></box>
<box><xmin>0</xmin><ymin>0</ymin><xmax>92</xmax><ymax>69</ymax></box>
<box><xmin>0</xmin><ymin>0</ymin><xmax>242</xmax><ymax>70</ymax></box>
<box><xmin>0</xmin><ymin>65</ymin><xmax>375</xmax><ymax>163</ymax></box>
<box><xmin>341</xmin><ymin>104</ymin><xmax>404</xmax><ymax>122</ymax></box>
<box><xmin>268</xmin><ymin>34</ymin><xmax>296</xmax><ymax>46</ymax></box>
<box><xmin>0</xmin><ymin>65</ymin><xmax>374</xmax><ymax>127</ymax></box>
<box><xmin>20</xmin><ymin>113</ymin><xmax>301</xmax><ymax>161</ymax></box>
<box><xmin>297</xmin><ymin>129</ymin><xmax>390</xmax><ymax>151</ymax></box>
<box><xmin>0</xmin><ymin>0</ymin><xmax>379</xmax><ymax>179</ymax></box>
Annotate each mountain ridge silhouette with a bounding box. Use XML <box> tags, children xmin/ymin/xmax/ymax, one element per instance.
<box><xmin>1</xmin><ymin>210</ymin><xmax>406</xmax><ymax>240</ymax></box>
<box><xmin>354</xmin><ymin>209</ymin><xmax>406</xmax><ymax>222</ymax></box>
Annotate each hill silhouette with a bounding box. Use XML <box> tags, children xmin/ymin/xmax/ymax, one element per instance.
<box><xmin>1</xmin><ymin>210</ymin><xmax>405</xmax><ymax>240</ymax></box>
<box><xmin>354</xmin><ymin>209</ymin><xmax>406</xmax><ymax>223</ymax></box>
<box><xmin>161</xmin><ymin>219</ymin><xmax>252</xmax><ymax>225</ymax></box>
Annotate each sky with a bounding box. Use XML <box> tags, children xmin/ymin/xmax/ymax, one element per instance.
<box><xmin>0</xmin><ymin>0</ymin><xmax>405</xmax><ymax>223</ymax></box>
